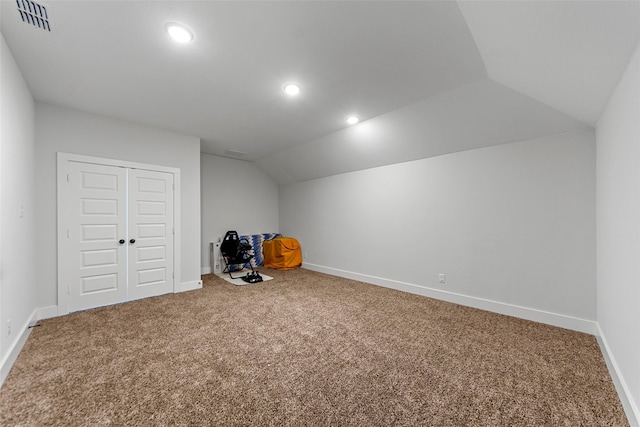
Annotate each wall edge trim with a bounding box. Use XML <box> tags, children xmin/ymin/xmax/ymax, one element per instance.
<box><xmin>36</xmin><ymin>306</ymin><xmax>59</xmax><ymax>321</ymax></box>
<box><xmin>302</xmin><ymin>262</ymin><xmax>596</xmax><ymax>334</ymax></box>
<box><xmin>0</xmin><ymin>309</ymin><xmax>37</xmax><ymax>388</ymax></box>
<box><xmin>177</xmin><ymin>280</ymin><xmax>202</xmax><ymax>293</ymax></box>
<box><xmin>596</xmin><ymin>323</ymin><xmax>640</xmax><ymax>427</ymax></box>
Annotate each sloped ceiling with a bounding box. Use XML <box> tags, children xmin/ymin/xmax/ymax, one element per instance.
<box><xmin>458</xmin><ymin>0</ymin><xmax>640</xmax><ymax>126</ymax></box>
<box><xmin>256</xmin><ymin>79</ymin><xmax>589</xmax><ymax>184</ymax></box>
<box><xmin>1</xmin><ymin>1</ymin><xmax>639</xmax><ymax>185</ymax></box>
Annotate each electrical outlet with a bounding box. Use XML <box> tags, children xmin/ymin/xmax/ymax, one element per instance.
<box><xmin>438</xmin><ymin>273</ymin><xmax>446</xmax><ymax>284</ymax></box>
<box><xmin>7</xmin><ymin>319</ymin><xmax>11</xmax><ymax>336</ymax></box>
<box><xmin>303</xmin><ymin>252</ymin><xmax>308</xmax><ymax>259</ymax></box>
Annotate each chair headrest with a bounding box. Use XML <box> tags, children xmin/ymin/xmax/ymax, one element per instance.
<box><xmin>223</xmin><ymin>230</ymin><xmax>239</xmax><ymax>241</ymax></box>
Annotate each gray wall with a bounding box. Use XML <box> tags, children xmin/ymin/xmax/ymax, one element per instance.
<box><xmin>596</xmin><ymin>41</ymin><xmax>640</xmax><ymax>422</ymax></box>
<box><xmin>35</xmin><ymin>103</ymin><xmax>201</xmax><ymax>309</ymax></box>
<box><xmin>200</xmin><ymin>153</ymin><xmax>279</xmax><ymax>273</ymax></box>
<box><xmin>0</xmin><ymin>35</ymin><xmax>36</xmax><ymax>372</ymax></box>
<box><xmin>280</xmin><ymin>130</ymin><xmax>596</xmax><ymax>327</ymax></box>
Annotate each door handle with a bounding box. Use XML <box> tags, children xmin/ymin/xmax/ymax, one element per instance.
<box><xmin>130</xmin><ymin>239</ymin><xmax>136</xmax><ymax>244</ymax></box>
<box><xmin>119</xmin><ymin>239</ymin><xmax>125</xmax><ymax>245</ymax></box>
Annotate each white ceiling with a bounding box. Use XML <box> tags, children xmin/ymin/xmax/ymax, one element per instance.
<box><xmin>459</xmin><ymin>0</ymin><xmax>640</xmax><ymax>126</ymax></box>
<box><xmin>2</xmin><ymin>1</ymin><xmax>639</xmax><ymax>184</ymax></box>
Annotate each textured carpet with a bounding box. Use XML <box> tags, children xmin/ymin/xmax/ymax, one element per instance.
<box><xmin>0</xmin><ymin>268</ymin><xmax>628</xmax><ymax>426</ymax></box>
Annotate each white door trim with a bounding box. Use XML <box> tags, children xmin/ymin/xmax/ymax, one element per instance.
<box><xmin>57</xmin><ymin>152</ymin><xmax>181</xmax><ymax>315</ymax></box>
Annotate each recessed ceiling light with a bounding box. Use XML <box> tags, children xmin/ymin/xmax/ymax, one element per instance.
<box><xmin>346</xmin><ymin>115</ymin><xmax>360</xmax><ymax>125</ymax></box>
<box><xmin>166</xmin><ymin>23</ymin><xmax>193</xmax><ymax>43</ymax></box>
<box><xmin>283</xmin><ymin>83</ymin><xmax>301</xmax><ymax>96</ymax></box>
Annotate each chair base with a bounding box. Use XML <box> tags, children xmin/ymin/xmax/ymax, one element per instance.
<box><xmin>223</xmin><ymin>262</ymin><xmax>255</xmax><ymax>279</ymax></box>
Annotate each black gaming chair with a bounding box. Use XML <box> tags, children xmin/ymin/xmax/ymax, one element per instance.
<box><xmin>220</xmin><ymin>230</ymin><xmax>255</xmax><ymax>279</ymax></box>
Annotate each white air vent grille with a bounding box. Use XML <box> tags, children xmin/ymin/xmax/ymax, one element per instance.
<box><xmin>16</xmin><ymin>0</ymin><xmax>51</xmax><ymax>32</ymax></box>
<box><xmin>223</xmin><ymin>149</ymin><xmax>248</xmax><ymax>158</ymax></box>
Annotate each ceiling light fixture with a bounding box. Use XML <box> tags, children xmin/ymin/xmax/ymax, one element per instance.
<box><xmin>283</xmin><ymin>83</ymin><xmax>301</xmax><ymax>96</ymax></box>
<box><xmin>346</xmin><ymin>115</ymin><xmax>360</xmax><ymax>125</ymax></box>
<box><xmin>166</xmin><ymin>23</ymin><xmax>193</xmax><ymax>43</ymax></box>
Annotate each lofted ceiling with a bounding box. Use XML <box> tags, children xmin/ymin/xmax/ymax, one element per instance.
<box><xmin>2</xmin><ymin>1</ymin><xmax>639</xmax><ymax>184</ymax></box>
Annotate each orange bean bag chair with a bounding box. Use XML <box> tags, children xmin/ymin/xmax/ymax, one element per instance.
<box><xmin>263</xmin><ymin>237</ymin><xmax>302</xmax><ymax>270</ymax></box>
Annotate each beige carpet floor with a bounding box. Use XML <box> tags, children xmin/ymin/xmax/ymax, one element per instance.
<box><xmin>0</xmin><ymin>268</ymin><xmax>628</xmax><ymax>426</ymax></box>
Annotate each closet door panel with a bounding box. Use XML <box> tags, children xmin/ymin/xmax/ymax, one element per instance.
<box><xmin>128</xmin><ymin>169</ymin><xmax>174</xmax><ymax>301</ymax></box>
<box><xmin>68</xmin><ymin>162</ymin><xmax>127</xmax><ymax>311</ymax></box>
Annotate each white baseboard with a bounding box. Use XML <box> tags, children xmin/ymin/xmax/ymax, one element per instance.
<box><xmin>0</xmin><ymin>309</ymin><xmax>38</xmax><ymax>387</ymax></box>
<box><xmin>177</xmin><ymin>280</ymin><xmax>203</xmax><ymax>293</ymax></box>
<box><xmin>0</xmin><ymin>305</ymin><xmax>61</xmax><ymax>387</ymax></box>
<box><xmin>302</xmin><ymin>262</ymin><xmax>597</xmax><ymax>335</ymax></box>
<box><xmin>596</xmin><ymin>324</ymin><xmax>640</xmax><ymax>427</ymax></box>
<box><xmin>36</xmin><ymin>305</ymin><xmax>59</xmax><ymax>321</ymax></box>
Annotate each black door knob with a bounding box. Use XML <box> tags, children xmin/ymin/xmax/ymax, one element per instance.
<box><xmin>119</xmin><ymin>239</ymin><xmax>125</xmax><ymax>244</ymax></box>
<box><xmin>130</xmin><ymin>239</ymin><xmax>136</xmax><ymax>244</ymax></box>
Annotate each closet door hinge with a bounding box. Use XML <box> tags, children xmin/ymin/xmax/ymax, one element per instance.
<box><xmin>67</xmin><ymin>229</ymin><xmax>70</xmax><ymax>238</ymax></box>
<box><xmin>172</xmin><ymin>272</ymin><xmax>175</xmax><ymax>279</ymax></box>
<box><xmin>67</xmin><ymin>173</ymin><xmax>70</xmax><ymax>183</ymax></box>
<box><xmin>172</xmin><ymin>228</ymin><xmax>175</xmax><ymax>235</ymax></box>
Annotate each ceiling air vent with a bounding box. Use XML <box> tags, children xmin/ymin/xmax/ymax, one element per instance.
<box><xmin>223</xmin><ymin>149</ymin><xmax>248</xmax><ymax>158</ymax></box>
<box><xmin>16</xmin><ymin>0</ymin><xmax>51</xmax><ymax>32</ymax></box>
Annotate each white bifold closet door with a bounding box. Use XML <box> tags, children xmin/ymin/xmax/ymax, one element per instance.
<box><xmin>128</xmin><ymin>168</ymin><xmax>174</xmax><ymax>301</ymax></box>
<box><xmin>67</xmin><ymin>161</ymin><xmax>174</xmax><ymax>312</ymax></box>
